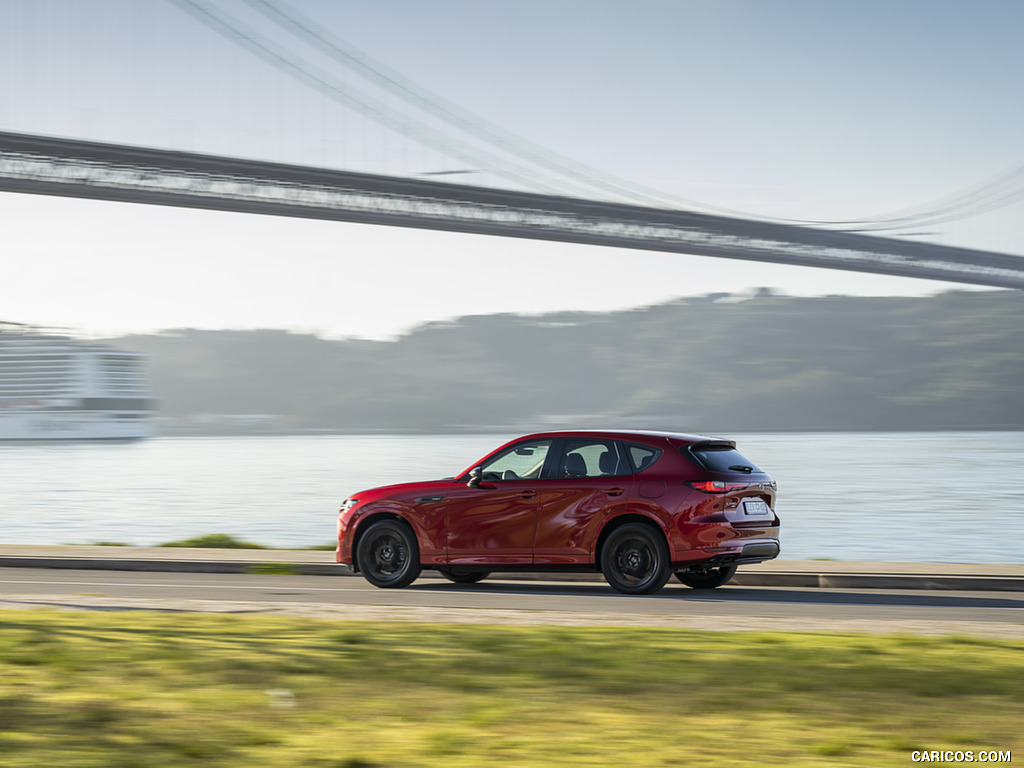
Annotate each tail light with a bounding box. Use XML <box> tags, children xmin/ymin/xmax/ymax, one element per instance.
<box><xmin>688</xmin><ymin>481</ymin><xmax>750</xmax><ymax>493</ymax></box>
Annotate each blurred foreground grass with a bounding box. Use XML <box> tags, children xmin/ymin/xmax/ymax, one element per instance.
<box><xmin>1</xmin><ymin>610</ymin><xmax>1021</xmax><ymax>767</ymax></box>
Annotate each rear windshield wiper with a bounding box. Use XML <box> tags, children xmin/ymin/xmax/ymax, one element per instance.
<box><xmin>728</xmin><ymin>464</ymin><xmax>754</xmax><ymax>473</ymax></box>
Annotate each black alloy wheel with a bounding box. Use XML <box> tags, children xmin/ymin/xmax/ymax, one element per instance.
<box><xmin>440</xmin><ymin>570</ymin><xmax>491</xmax><ymax>584</ymax></box>
<box><xmin>600</xmin><ymin>523</ymin><xmax>672</xmax><ymax>595</ymax></box>
<box><xmin>675</xmin><ymin>565</ymin><xmax>737</xmax><ymax>589</ymax></box>
<box><xmin>356</xmin><ymin>520</ymin><xmax>422</xmax><ymax>588</ymax></box>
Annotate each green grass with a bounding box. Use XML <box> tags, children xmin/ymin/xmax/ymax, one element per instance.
<box><xmin>109</xmin><ymin>533</ymin><xmax>334</xmax><ymax>550</ymax></box>
<box><xmin>0</xmin><ymin>610</ymin><xmax>1021</xmax><ymax>767</ymax></box>
<box><xmin>80</xmin><ymin>536</ymin><xmax>336</xmax><ymax>550</ymax></box>
<box><xmin>243</xmin><ymin>562</ymin><xmax>301</xmax><ymax>575</ymax></box>
<box><xmin>158</xmin><ymin>533</ymin><xmax>270</xmax><ymax>549</ymax></box>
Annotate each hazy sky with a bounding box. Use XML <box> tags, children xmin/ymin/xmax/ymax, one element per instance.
<box><xmin>2</xmin><ymin>0</ymin><xmax>1022</xmax><ymax>338</ymax></box>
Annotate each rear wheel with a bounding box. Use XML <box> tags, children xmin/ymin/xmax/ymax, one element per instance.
<box><xmin>356</xmin><ymin>520</ymin><xmax>421</xmax><ymax>588</ymax></box>
<box><xmin>675</xmin><ymin>565</ymin><xmax>737</xmax><ymax>589</ymax></box>
<box><xmin>600</xmin><ymin>523</ymin><xmax>672</xmax><ymax>595</ymax></box>
<box><xmin>440</xmin><ymin>570</ymin><xmax>490</xmax><ymax>584</ymax></box>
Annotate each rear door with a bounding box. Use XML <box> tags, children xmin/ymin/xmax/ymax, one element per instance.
<box><xmin>533</xmin><ymin>438</ymin><xmax>634</xmax><ymax>565</ymax></box>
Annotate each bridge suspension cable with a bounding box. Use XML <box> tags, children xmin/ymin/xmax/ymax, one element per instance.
<box><xmin>801</xmin><ymin>160</ymin><xmax>1024</xmax><ymax>232</ymax></box>
<box><xmin>167</xmin><ymin>0</ymin><xmax>594</xmax><ymax>198</ymax></box>
<box><xmin>238</xmin><ymin>0</ymin><xmax>711</xmax><ymax>209</ymax></box>
<box><xmin>168</xmin><ymin>0</ymin><xmax>1024</xmax><ymax>233</ymax></box>
<box><xmin>166</xmin><ymin>0</ymin><xmax>842</xmax><ymax>217</ymax></box>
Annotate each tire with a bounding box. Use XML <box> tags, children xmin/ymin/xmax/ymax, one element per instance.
<box><xmin>600</xmin><ymin>522</ymin><xmax>672</xmax><ymax>595</ymax></box>
<box><xmin>355</xmin><ymin>519</ymin><xmax>421</xmax><ymax>588</ymax></box>
<box><xmin>675</xmin><ymin>565</ymin><xmax>737</xmax><ymax>589</ymax></box>
<box><xmin>440</xmin><ymin>570</ymin><xmax>490</xmax><ymax>584</ymax></box>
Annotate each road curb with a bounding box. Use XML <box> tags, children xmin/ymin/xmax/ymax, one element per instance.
<box><xmin>2</xmin><ymin>556</ymin><xmax>1023</xmax><ymax>591</ymax></box>
<box><xmin>731</xmin><ymin>572</ymin><xmax>1024</xmax><ymax>592</ymax></box>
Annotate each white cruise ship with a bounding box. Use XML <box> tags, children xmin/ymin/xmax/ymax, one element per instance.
<box><xmin>0</xmin><ymin>321</ymin><xmax>155</xmax><ymax>440</ymax></box>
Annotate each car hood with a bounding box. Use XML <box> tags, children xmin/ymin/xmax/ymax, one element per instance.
<box><xmin>352</xmin><ymin>478</ymin><xmax>454</xmax><ymax>502</ymax></box>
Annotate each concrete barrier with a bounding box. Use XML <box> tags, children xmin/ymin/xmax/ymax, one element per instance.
<box><xmin>1</xmin><ymin>545</ymin><xmax>1022</xmax><ymax>591</ymax></box>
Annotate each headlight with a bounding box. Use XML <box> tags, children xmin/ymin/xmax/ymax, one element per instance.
<box><xmin>340</xmin><ymin>498</ymin><xmax>360</xmax><ymax>512</ymax></box>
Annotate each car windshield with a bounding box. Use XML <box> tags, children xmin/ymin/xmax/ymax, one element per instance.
<box><xmin>480</xmin><ymin>439</ymin><xmax>552</xmax><ymax>481</ymax></box>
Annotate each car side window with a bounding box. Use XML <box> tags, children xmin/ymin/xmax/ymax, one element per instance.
<box><xmin>480</xmin><ymin>439</ymin><xmax>552</xmax><ymax>481</ymax></box>
<box><xmin>626</xmin><ymin>443</ymin><xmax>661</xmax><ymax>473</ymax></box>
<box><xmin>559</xmin><ymin>440</ymin><xmax>628</xmax><ymax>478</ymax></box>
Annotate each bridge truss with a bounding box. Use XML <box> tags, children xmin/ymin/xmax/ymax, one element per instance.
<box><xmin>1</xmin><ymin>131</ymin><xmax>1023</xmax><ymax>289</ymax></box>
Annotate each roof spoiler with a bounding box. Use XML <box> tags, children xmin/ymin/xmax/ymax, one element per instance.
<box><xmin>687</xmin><ymin>439</ymin><xmax>737</xmax><ymax>451</ymax></box>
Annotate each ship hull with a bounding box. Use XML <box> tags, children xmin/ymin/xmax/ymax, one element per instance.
<box><xmin>0</xmin><ymin>410</ymin><xmax>153</xmax><ymax>440</ymax></box>
<box><xmin>2</xmin><ymin>321</ymin><xmax>155</xmax><ymax>442</ymax></box>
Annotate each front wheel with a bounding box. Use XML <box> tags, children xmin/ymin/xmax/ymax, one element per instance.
<box><xmin>356</xmin><ymin>520</ymin><xmax>421</xmax><ymax>588</ymax></box>
<box><xmin>675</xmin><ymin>565</ymin><xmax>737</xmax><ymax>589</ymax></box>
<box><xmin>600</xmin><ymin>523</ymin><xmax>672</xmax><ymax>595</ymax></box>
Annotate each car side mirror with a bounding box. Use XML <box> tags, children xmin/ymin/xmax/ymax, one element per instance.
<box><xmin>467</xmin><ymin>466</ymin><xmax>482</xmax><ymax>488</ymax></box>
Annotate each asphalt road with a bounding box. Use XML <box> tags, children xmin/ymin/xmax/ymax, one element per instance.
<box><xmin>2</xmin><ymin>568</ymin><xmax>1023</xmax><ymax>636</ymax></box>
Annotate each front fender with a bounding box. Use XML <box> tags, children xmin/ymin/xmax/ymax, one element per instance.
<box><xmin>347</xmin><ymin>500</ymin><xmax>447</xmax><ymax>566</ymax></box>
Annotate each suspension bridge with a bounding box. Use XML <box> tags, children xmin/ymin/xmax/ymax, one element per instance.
<box><xmin>2</xmin><ymin>0</ymin><xmax>1023</xmax><ymax>289</ymax></box>
<box><xmin>2</xmin><ymin>130</ymin><xmax>1023</xmax><ymax>289</ymax></box>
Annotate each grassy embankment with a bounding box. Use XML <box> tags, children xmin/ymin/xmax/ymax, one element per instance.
<box><xmin>1</xmin><ymin>610</ymin><xmax>1021</xmax><ymax>767</ymax></box>
<box><xmin>89</xmin><ymin>534</ymin><xmax>336</xmax><ymax>550</ymax></box>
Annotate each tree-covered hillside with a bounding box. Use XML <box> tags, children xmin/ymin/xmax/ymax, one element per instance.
<box><xmin>115</xmin><ymin>290</ymin><xmax>1024</xmax><ymax>433</ymax></box>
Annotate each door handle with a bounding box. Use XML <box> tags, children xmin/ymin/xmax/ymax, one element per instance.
<box><xmin>602</xmin><ymin>487</ymin><xmax>625</xmax><ymax>497</ymax></box>
<box><xmin>519</xmin><ymin>490</ymin><xmax>538</xmax><ymax>500</ymax></box>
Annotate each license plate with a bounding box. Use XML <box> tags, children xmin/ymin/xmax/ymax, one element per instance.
<box><xmin>743</xmin><ymin>499</ymin><xmax>770</xmax><ymax>516</ymax></box>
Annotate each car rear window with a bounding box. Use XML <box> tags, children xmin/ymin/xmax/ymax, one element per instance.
<box><xmin>686</xmin><ymin>443</ymin><xmax>763</xmax><ymax>474</ymax></box>
<box><xmin>625</xmin><ymin>443</ymin><xmax>661</xmax><ymax>473</ymax></box>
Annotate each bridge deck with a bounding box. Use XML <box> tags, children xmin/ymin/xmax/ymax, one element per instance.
<box><xmin>1</xmin><ymin>131</ymin><xmax>1022</xmax><ymax>289</ymax></box>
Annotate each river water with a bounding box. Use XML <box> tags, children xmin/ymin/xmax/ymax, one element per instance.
<box><xmin>1</xmin><ymin>432</ymin><xmax>1021</xmax><ymax>563</ymax></box>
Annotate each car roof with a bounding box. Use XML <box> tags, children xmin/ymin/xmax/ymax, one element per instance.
<box><xmin>512</xmin><ymin>429</ymin><xmax>724</xmax><ymax>445</ymax></box>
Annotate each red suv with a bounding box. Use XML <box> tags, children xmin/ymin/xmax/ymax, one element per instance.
<box><xmin>337</xmin><ymin>430</ymin><xmax>779</xmax><ymax>594</ymax></box>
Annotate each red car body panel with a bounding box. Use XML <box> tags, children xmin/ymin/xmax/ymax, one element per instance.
<box><xmin>337</xmin><ymin>430</ymin><xmax>780</xmax><ymax>576</ymax></box>
<box><xmin>531</xmin><ymin>475</ymin><xmax>638</xmax><ymax>565</ymax></box>
<box><xmin>445</xmin><ymin>479</ymin><xmax>538</xmax><ymax>564</ymax></box>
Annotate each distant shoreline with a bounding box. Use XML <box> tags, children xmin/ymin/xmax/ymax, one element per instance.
<box><xmin>108</xmin><ymin>291</ymin><xmax>1024</xmax><ymax>436</ymax></box>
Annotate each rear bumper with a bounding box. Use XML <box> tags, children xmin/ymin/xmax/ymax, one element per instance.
<box><xmin>682</xmin><ymin>541</ymin><xmax>781</xmax><ymax>571</ymax></box>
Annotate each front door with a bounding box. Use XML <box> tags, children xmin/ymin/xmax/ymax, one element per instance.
<box><xmin>445</xmin><ymin>438</ymin><xmax>553</xmax><ymax>565</ymax></box>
